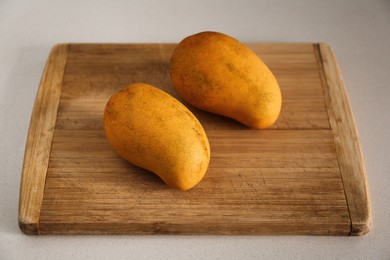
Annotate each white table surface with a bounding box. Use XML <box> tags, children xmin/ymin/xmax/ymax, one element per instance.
<box><xmin>1</xmin><ymin>0</ymin><xmax>389</xmax><ymax>259</ymax></box>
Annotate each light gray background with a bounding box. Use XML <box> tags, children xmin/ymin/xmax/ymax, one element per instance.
<box><xmin>1</xmin><ymin>0</ymin><xmax>389</xmax><ymax>259</ymax></box>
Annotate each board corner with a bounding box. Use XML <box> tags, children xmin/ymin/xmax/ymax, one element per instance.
<box><xmin>350</xmin><ymin>214</ymin><xmax>372</xmax><ymax>236</ymax></box>
<box><xmin>18</xmin><ymin>216</ymin><xmax>40</xmax><ymax>235</ymax></box>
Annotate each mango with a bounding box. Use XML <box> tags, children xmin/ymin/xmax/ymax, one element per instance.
<box><xmin>103</xmin><ymin>83</ymin><xmax>210</xmax><ymax>190</ymax></box>
<box><xmin>170</xmin><ymin>31</ymin><xmax>282</xmax><ymax>129</ymax></box>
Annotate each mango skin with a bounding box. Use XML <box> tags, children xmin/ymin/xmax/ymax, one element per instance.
<box><xmin>170</xmin><ymin>31</ymin><xmax>282</xmax><ymax>129</ymax></box>
<box><xmin>103</xmin><ymin>83</ymin><xmax>210</xmax><ymax>190</ymax></box>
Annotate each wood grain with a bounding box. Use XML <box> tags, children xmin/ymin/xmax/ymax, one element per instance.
<box><xmin>18</xmin><ymin>44</ymin><xmax>68</xmax><ymax>234</ymax></box>
<box><xmin>317</xmin><ymin>43</ymin><xmax>372</xmax><ymax>235</ymax></box>
<box><xmin>19</xmin><ymin>43</ymin><xmax>370</xmax><ymax>235</ymax></box>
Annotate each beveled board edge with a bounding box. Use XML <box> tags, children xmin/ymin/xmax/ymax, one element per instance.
<box><xmin>18</xmin><ymin>44</ymin><xmax>69</xmax><ymax>235</ymax></box>
<box><xmin>316</xmin><ymin>43</ymin><xmax>372</xmax><ymax>235</ymax></box>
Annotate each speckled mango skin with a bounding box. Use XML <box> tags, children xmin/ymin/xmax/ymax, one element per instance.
<box><xmin>103</xmin><ymin>83</ymin><xmax>210</xmax><ymax>190</ymax></box>
<box><xmin>170</xmin><ymin>31</ymin><xmax>282</xmax><ymax>129</ymax></box>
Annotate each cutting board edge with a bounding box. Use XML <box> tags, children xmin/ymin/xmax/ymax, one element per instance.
<box><xmin>18</xmin><ymin>44</ymin><xmax>69</xmax><ymax>235</ymax></box>
<box><xmin>317</xmin><ymin>43</ymin><xmax>372</xmax><ymax>236</ymax></box>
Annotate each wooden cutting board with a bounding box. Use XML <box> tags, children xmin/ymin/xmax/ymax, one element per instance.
<box><xmin>18</xmin><ymin>43</ymin><xmax>371</xmax><ymax>235</ymax></box>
